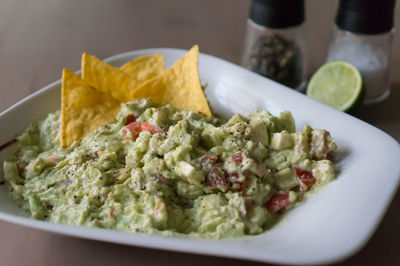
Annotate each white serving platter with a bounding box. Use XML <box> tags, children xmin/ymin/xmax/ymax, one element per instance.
<box><xmin>0</xmin><ymin>48</ymin><xmax>399</xmax><ymax>265</ymax></box>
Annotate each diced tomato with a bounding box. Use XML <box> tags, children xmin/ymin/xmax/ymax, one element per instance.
<box><xmin>227</xmin><ymin>173</ymin><xmax>244</xmax><ymax>192</ymax></box>
<box><xmin>124</xmin><ymin>121</ymin><xmax>142</xmax><ymax>140</ymax></box>
<box><xmin>200</xmin><ymin>154</ymin><xmax>219</xmax><ymax>164</ymax></box>
<box><xmin>154</xmin><ymin>174</ymin><xmax>171</xmax><ymax>185</ymax></box>
<box><xmin>228</xmin><ymin>172</ymin><xmax>240</xmax><ymax>180</ymax></box>
<box><xmin>294</xmin><ymin>167</ymin><xmax>315</xmax><ymax>191</ymax></box>
<box><xmin>266</xmin><ymin>192</ymin><xmax>290</xmax><ymax>213</ymax></box>
<box><xmin>232</xmin><ymin>152</ymin><xmax>243</xmax><ymax>163</ymax></box>
<box><xmin>125</xmin><ymin>114</ymin><xmax>137</xmax><ymax>125</ymax></box>
<box><xmin>123</xmin><ymin>128</ymin><xmax>129</xmax><ymax>139</ymax></box>
<box><xmin>124</xmin><ymin>121</ymin><xmax>163</xmax><ymax>140</ymax></box>
<box><xmin>141</xmin><ymin>121</ymin><xmax>163</xmax><ymax>134</ymax></box>
<box><xmin>205</xmin><ymin>167</ymin><xmax>227</xmax><ymax>189</ymax></box>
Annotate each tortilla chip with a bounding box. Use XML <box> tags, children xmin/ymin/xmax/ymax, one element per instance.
<box><xmin>130</xmin><ymin>45</ymin><xmax>212</xmax><ymax>117</ymax></box>
<box><xmin>120</xmin><ymin>54</ymin><xmax>165</xmax><ymax>81</ymax></box>
<box><xmin>82</xmin><ymin>53</ymin><xmax>164</xmax><ymax>103</ymax></box>
<box><xmin>61</xmin><ymin>69</ymin><xmax>120</xmax><ymax>147</ymax></box>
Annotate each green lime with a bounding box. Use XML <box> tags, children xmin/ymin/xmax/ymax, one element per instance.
<box><xmin>306</xmin><ymin>61</ymin><xmax>365</xmax><ymax>112</ymax></box>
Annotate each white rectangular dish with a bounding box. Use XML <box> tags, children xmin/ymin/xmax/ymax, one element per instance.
<box><xmin>0</xmin><ymin>48</ymin><xmax>399</xmax><ymax>265</ymax></box>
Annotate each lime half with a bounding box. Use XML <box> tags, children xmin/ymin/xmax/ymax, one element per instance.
<box><xmin>306</xmin><ymin>61</ymin><xmax>365</xmax><ymax>112</ymax></box>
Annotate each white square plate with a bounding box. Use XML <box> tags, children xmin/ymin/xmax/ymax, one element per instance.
<box><xmin>0</xmin><ymin>48</ymin><xmax>399</xmax><ymax>265</ymax></box>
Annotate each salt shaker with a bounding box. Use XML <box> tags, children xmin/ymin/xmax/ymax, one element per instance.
<box><xmin>326</xmin><ymin>0</ymin><xmax>396</xmax><ymax>105</ymax></box>
<box><xmin>241</xmin><ymin>0</ymin><xmax>307</xmax><ymax>91</ymax></box>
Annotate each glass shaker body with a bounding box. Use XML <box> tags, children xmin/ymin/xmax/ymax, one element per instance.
<box><xmin>326</xmin><ymin>26</ymin><xmax>394</xmax><ymax>105</ymax></box>
<box><xmin>241</xmin><ymin>19</ymin><xmax>307</xmax><ymax>91</ymax></box>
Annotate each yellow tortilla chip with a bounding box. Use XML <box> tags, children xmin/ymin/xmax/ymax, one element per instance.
<box><xmin>120</xmin><ymin>54</ymin><xmax>165</xmax><ymax>81</ymax></box>
<box><xmin>130</xmin><ymin>45</ymin><xmax>212</xmax><ymax>117</ymax></box>
<box><xmin>82</xmin><ymin>53</ymin><xmax>164</xmax><ymax>103</ymax></box>
<box><xmin>61</xmin><ymin>69</ymin><xmax>120</xmax><ymax>147</ymax></box>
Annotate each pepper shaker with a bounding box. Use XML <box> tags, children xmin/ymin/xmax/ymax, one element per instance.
<box><xmin>326</xmin><ymin>0</ymin><xmax>396</xmax><ymax>105</ymax></box>
<box><xmin>241</xmin><ymin>0</ymin><xmax>307</xmax><ymax>91</ymax></box>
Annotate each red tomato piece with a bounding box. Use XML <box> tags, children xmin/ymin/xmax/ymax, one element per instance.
<box><xmin>266</xmin><ymin>192</ymin><xmax>290</xmax><ymax>213</ymax></box>
<box><xmin>200</xmin><ymin>154</ymin><xmax>219</xmax><ymax>164</ymax></box>
<box><xmin>228</xmin><ymin>172</ymin><xmax>240</xmax><ymax>180</ymax></box>
<box><xmin>227</xmin><ymin>173</ymin><xmax>244</xmax><ymax>192</ymax></box>
<box><xmin>294</xmin><ymin>167</ymin><xmax>315</xmax><ymax>191</ymax></box>
<box><xmin>232</xmin><ymin>152</ymin><xmax>243</xmax><ymax>163</ymax></box>
<box><xmin>205</xmin><ymin>167</ymin><xmax>227</xmax><ymax>189</ymax></box>
<box><xmin>141</xmin><ymin>121</ymin><xmax>163</xmax><ymax>134</ymax></box>
<box><xmin>124</xmin><ymin>121</ymin><xmax>142</xmax><ymax>140</ymax></box>
<box><xmin>125</xmin><ymin>114</ymin><xmax>137</xmax><ymax>125</ymax></box>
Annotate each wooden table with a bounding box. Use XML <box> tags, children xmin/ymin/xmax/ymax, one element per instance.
<box><xmin>0</xmin><ymin>0</ymin><xmax>399</xmax><ymax>265</ymax></box>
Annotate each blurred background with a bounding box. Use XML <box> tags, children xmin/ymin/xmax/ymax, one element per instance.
<box><xmin>0</xmin><ymin>0</ymin><xmax>399</xmax><ymax>265</ymax></box>
<box><xmin>1</xmin><ymin>0</ymin><xmax>399</xmax><ymax>112</ymax></box>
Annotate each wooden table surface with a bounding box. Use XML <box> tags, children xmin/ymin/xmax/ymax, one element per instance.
<box><xmin>0</xmin><ymin>0</ymin><xmax>399</xmax><ymax>265</ymax></box>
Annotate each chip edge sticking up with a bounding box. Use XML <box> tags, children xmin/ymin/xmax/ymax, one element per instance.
<box><xmin>129</xmin><ymin>45</ymin><xmax>212</xmax><ymax>117</ymax></box>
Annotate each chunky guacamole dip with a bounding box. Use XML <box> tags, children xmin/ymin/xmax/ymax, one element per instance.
<box><xmin>3</xmin><ymin>99</ymin><xmax>337</xmax><ymax>238</ymax></box>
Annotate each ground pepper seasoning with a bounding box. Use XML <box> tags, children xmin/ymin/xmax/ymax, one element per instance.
<box><xmin>241</xmin><ymin>0</ymin><xmax>306</xmax><ymax>91</ymax></box>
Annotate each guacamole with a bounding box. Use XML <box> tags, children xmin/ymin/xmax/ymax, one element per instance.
<box><xmin>3</xmin><ymin>99</ymin><xmax>337</xmax><ymax>238</ymax></box>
